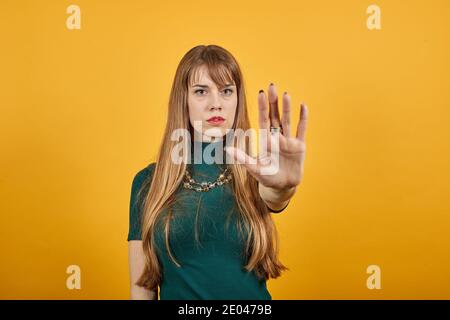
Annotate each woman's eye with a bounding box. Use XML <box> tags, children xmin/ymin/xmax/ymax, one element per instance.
<box><xmin>194</xmin><ymin>89</ymin><xmax>206</xmax><ymax>95</ymax></box>
<box><xmin>193</xmin><ymin>88</ymin><xmax>233</xmax><ymax>95</ymax></box>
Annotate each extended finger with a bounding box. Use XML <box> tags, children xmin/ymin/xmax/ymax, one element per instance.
<box><xmin>268</xmin><ymin>83</ymin><xmax>281</xmax><ymax>128</ymax></box>
<box><xmin>224</xmin><ymin>146</ymin><xmax>262</xmax><ymax>178</ymax></box>
<box><xmin>296</xmin><ymin>103</ymin><xmax>308</xmax><ymax>142</ymax></box>
<box><xmin>258</xmin><ymin>89</ymin><xmax>270</xmax><ymax>133</ymax></box>
<box><xmin>281</xmin><ymin>92</ymin><xmax>291</xmax><ymax>138</ymax></box>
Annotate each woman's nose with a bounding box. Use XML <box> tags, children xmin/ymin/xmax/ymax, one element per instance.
<box><xmin>209</xmin><ymin>93</ymin><xmax>222</xmax><ymax>110</ymax></box>
<box><xmin>210</xmin><ymin>104</ymin><xmax>222</xmax><ymax>110</ymax></box>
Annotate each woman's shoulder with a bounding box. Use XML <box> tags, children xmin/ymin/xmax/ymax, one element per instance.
<box><xmin>132</xmin><ymin>162</ymin><xmax>157</xmax><ymax>189</ymax></box>
<box><xmin>128</xmin><ymin>162</ymin><xmax>157</xmax><ymax>241</ymax></box>
<box><xmin>134</xmin><ymin>162</ymin><xmax>156</xmax><ymax>178</ymax></box>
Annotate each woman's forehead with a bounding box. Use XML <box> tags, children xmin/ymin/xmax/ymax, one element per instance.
<box><xmin>190</xmin><ymin>67</ymin><xmax>213</xmax><ymax>84</ymax></box>
<box><xmin>189</xmin><ymin>65</ymin><xmax>234</xmax><ymax>87</ymax></box>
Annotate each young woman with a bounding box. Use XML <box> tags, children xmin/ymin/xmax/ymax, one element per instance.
<box><xmin>127</xmin><ymin>44</ymin><xmax>308</xmax><ymax>300</ymax></box>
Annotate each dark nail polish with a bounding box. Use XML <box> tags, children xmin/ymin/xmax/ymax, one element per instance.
<box><xmin>270</xmin><ymin>83</ymin><xmax>274</xmax><ymax>86</ymax></box>
<box><xmin>284</xmin><ymin>91</ymin><xmax>287</xmax><ymax>95</ymax></box>
<box><xmin>259</xmin><ymin>89</ymin><xmax>264</xmax><ymax>93</ymax></box>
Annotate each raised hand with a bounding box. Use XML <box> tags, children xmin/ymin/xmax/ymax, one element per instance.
<box><xmin>225</xmin><ymin>83</ymin><xmax>308</xmax><ymax>191</ymax></box>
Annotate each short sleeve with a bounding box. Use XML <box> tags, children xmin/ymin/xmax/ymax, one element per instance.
<box><xmin>127</xmin><ymin>163</ymin><xmax>156</xmax><ymax>241</ymax></box>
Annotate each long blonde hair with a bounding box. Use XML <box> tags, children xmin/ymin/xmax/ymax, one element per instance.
<box><xmin>136</xmin><ymin>44</ymin><xmax>288</xmax><ymax>291</ymax></box>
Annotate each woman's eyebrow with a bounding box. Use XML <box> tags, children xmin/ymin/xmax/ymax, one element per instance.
<box><xmin>192</xmin><ymin>83</ymin><xmax>235</xmax><ymax>88</ymax></box>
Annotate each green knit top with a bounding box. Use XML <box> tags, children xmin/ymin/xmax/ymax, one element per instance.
<box><xmin>127</xmin><ymin>139</ymin><xmax>288</xmax><ymax>300</ymax></box>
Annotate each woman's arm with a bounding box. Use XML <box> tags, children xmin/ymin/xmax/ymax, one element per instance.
<box><xmin>128</xmin><ymin>240</ymin><xmax>158</xmax><ymax>300</ymax></box>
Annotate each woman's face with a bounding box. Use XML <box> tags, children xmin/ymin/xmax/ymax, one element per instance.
<box><xmin>187</xmin><ymin>65</ymin><xmax>237</xmax><ymax>142</ymax></box>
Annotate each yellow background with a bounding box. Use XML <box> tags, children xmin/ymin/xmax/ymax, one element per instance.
<box><xmin>1</xmin><ymin>0</ymin><xmax>449</xmax><ymax>299</ymax></box>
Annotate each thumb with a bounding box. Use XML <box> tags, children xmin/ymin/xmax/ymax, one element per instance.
<box><xmin>224</xmin><ymin>146</ymin><xmax>261</xmax><ymax>177</ymax></box>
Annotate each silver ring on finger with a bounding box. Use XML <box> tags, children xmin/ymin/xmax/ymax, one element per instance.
<box><xmin>270</xmin><ymin>126</ymin><xmax>282</xmax><ymax>134</ymax></box>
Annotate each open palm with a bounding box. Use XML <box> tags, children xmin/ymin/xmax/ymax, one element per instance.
<box><xmin>225</xmin><ymin>83</ymin><xmax>308</xmax><ymax>190</ymax></box>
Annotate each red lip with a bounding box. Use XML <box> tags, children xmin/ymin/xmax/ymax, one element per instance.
<box><xmin>206</xmin><ymin>116</ymin><xmax>225</xmax><ymax>125</ymax></box>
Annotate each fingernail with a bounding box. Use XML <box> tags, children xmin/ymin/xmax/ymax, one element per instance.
<box><xmin>284</xmin><ymin>91</ymin><xmax>287</xmax><ymax>95</ymax></box>
<box><xmin>270</xmin><ymin>83</ymin><xmax>274</xmax><ymax>86</ymax></box>
<box><xmin>259</xmin><ymin>89</ymin><xmax>264</xmax><ymax>93</ymax></box>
